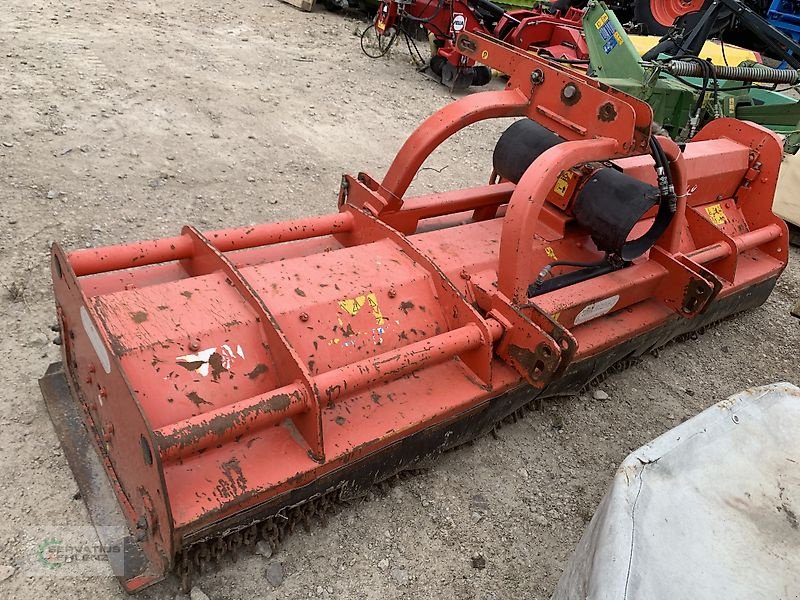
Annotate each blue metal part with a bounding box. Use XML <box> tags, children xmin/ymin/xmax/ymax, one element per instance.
<box><xmin>768</xmin><ymin>1</ymin><xmax>800</xmax><ymax>39</ymax></box>
<box><xmin>768</xmin><ymin>1</ymin><xmax>800</xmax><ymax>66</ymax></box>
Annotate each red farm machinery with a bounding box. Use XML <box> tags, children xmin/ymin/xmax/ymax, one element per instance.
<box><xmin>41</xmin><ymin>32</ymin><xmax>789</xmax><ymax>592</ymax></box>
<box><xmin>367</xmin><ymin>0</ymin><xmax>588</xmax><ymax>89</ymax></box>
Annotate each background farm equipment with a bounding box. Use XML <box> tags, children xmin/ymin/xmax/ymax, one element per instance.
<box><xmin>41</xmin><ymin>31</ymin><xmax>788</xmax><ymax>593</ymax></box>
<box><xmin>364</xmin><ymin>0</ymin><xmax>588</xmax><ymax>89</ymax></box>
<box><xmin>553</xmin><ymin>0</ymin><xmax>778</xmax><ymax>35</ymax></box>
<box><xmin>585</xmin><ymin>2</ymin><xmax>800</xmax><ymax>151</ymax></box>
<box><xmin>362</xmin><ymin>0</ymin><xmax>774</xmax><ymax>93</ymax></box>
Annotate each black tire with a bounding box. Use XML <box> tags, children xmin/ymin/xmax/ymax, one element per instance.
<box><xmin>472</xmin><ymin>65</ymin><xmax>492</xmax><ymax>87</ymax></box>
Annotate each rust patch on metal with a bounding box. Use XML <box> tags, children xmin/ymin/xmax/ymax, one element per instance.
<box><xmin>177</xmin><ymin>360</ymin><xmax>205</xmax><ymax>372</ymax></box>
<box><xmin>325</xmin><ymin>384</ymin><xmax>344</xmax><ymax>405</ymax></box>
<box><xmin>181</xmin><ymin>290</ymin><xmax>193</xmax><ymax>299</ymax></box>
<box><xmin>294</xmin><ymin>288</ymin><xmax>306</xmax><ymax>297</ymax></box>
<box><xmin>186</xmin><ymin>391</ymin><xmax>212</xmax><ymax>407</ymax></box>
<box><xmin>598</xmin><ymin>102</ymin><xmax>617</xmax><ymax>122</ymax></box>
<box><xmin>399</xmin><ymin>301</ymin><xmax>415</xmax><ymax>314</ymax></box>
<box><xmin>131</xmin><ymin>310</ymin><xmax>148</xmax><ymax>323</ymax></box>
<box><xmin>155</xmin><ymin>389</ymin><xmax>302</xmax><ymax>456</ymax></box>
<box><xmin>266</xmin><ymin>394</ymin><xmax>292</xmax><ymax>412</ymax></box>
<box><xmin>246</xmin><ymin>363</ymin><xmax>269</xmax><ymax>379</ymax></box>
<box><xmin>216</xmin><ymin>458</ymin><xmax>248</xmax><ymax>500</ymax></box>
<box><xmin>208</xmin><ymin>352</ymin><xmax>228</xmax><ymax>382</ymax></box>
<box><xmin>107</xmin><ymin>333</ymin><xmax>127</xmax><ymax>357</ymax></box>
<box><xmin>507</xmin><ymin>344</ymin><xmax>552</xmax><ymax>382</ymax></box>
<box><xmin>335</xmin><ymin>416</ymin><xmax>346</xmax><ymax>425</ymax></box>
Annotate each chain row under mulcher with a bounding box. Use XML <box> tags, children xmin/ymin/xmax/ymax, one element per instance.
<box><xmin>175</xmin><ymin>319</ymin><xmax>728</xmax><ymax>590</ymax></box>
<box><xmin>176</xmin><ymin>470</ymin><xmax>424</xmax><ymax>591</ymax></box>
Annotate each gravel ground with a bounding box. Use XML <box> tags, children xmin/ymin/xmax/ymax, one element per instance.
<box><xmin>0</xmin><ymin>1</ymin><xmax>798</xmax><ymax>599</ymax></box>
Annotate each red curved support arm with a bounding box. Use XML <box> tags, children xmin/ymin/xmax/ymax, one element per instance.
<box><xmin>497</xmin><ymin>137</ymin><xmax>620</xmax><ymax>303</ymax></box>
<box><xmin>380</xmin><ymin>89</ymin><xmax>530</xmax><ymax>210</ymax></box>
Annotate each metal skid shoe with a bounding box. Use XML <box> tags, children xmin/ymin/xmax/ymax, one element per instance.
<box><xmin>41</xmin><ymin>31</ymin><xmax>788</xmax><ymax>592</ymax></box>
<box><xmin>428</xmin><ymin>54</ymin><xmax>492</xmax><ymax>91</ymax></box>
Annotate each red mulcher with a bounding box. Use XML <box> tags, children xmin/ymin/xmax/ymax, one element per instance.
<box><xmin>41</xmin><ymin>33</ymin><xmax>788</xmax><ymax>592</ymax></box>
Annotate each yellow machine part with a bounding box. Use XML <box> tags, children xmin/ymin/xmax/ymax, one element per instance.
<box><xmin>629</xmin><ymin>35</ymin><xmax>762</xmax><ymax>65</ymax></box>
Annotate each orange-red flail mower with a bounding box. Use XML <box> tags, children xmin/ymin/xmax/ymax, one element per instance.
<box><xmin>40</xmin><ymin>32</ymin><xmax>788</xmax><ymax>592</ymax></box>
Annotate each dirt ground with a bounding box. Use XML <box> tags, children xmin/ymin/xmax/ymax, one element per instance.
<box><xmin>0</xmin><ymin>1</ymin><xmax>798</xmax><ymax>599</ymax></box>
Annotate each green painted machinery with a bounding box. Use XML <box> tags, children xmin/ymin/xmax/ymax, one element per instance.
<box><xmin>583</xmin><ymin>1</ymin><xmax>800</xmax><ymax>152</ymax></box>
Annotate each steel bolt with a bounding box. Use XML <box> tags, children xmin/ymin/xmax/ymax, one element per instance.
<box><xmin>530</xmin><ymin>69</ymin><xmax>544</xmax><ymax>85</ymax></box>
<box><xmin>299</xmin><ymin>312</ymin><xmax>310</xmax><ymax>322</ymax></box>
<box><xmin>460</xmin><ymin>269</ymin><xmax>470</xmax><ymax>280</ymax></box>
<box><xmin>388</xmin><ymin>288</ymin><xmax>397</xmax><ymax>298</ymax></box>
<box><xmin>562</xmin><ymin>84</ymin><xmax>577</xmax><ymax>99</ymax></box>
<box><xmin>189</xmin><ymin>340</ymin><xmax>200</xmax><ymax>351</ymax></box>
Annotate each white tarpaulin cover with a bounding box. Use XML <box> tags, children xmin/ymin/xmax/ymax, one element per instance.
<box><xmin>553</xmin><ymin>383</ymin><xmax>800</xmax><ymax>600</ymax></box>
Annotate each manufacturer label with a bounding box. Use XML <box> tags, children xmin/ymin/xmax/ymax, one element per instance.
<box><xmin>80</xmin><ymin>306</ymin><xmax>111</xmax><ymax>374</ymax></box>
<box><xmin>705</xmin><ymin>204</ymin><xmax>728</xmax><ymax>225</ymax></box>
<box><xmin>574</xmin><ymin>295</ymin><xmax>620</xmax><ymax>326</ymax></box>
<box><xmin>452</xmin><ymin>13</ymin><xmax>466</xmax><ymax>32</ymax></box>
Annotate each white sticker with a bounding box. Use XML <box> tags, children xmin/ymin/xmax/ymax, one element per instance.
<box><xmin>80</xmin><ymin>305</ymin><xmax>112</xmax><ymax>374</ymax></box>
<box><xmin>452</xmin><ymin>13</ymin><xmax>466</xmax><ymax>32</ymax></box>
<box><xmin>573</xmin><ymin>295</ymin><xmax>620</xmax><ymax>326</ymax></box>
<box><xmin>176</xmin><ymin>344</ymin><xmax>244</xmax><ymax>377</ymax></box>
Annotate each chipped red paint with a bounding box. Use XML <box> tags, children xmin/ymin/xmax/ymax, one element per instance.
<box><xmin>46</xmin><ymin>33</ymin><xmax>788</xmax><ymax>592</ymax></box>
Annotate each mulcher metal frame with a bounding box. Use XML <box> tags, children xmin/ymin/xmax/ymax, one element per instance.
<box><xmin>40</xmin><ymin>32</ymin><xmax>788</xmax><ymax>592</ymax></box>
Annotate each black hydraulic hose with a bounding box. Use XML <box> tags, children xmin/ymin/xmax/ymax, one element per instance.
<box><xmin>469</xmin><ymin>0</ymin><xmax>508</xmax><ymax>22</ymax></box>
<box><xmin>527</xmin><ymin>259</ymin><xmax>618</xmax><ymax>298</ymax></box>
<box><xmin>531</xmin><ymin>255</ymin><xmax>611</xmax><ymax>291</ymax></box>
<box><xmin>400</xmin><ymin>0</ymin><xmax>446</xmax><ymax>25</ymax></box>
<box><xmin>360</xmin><ymin>24</ymin><xmax>399</xmax><ymax>59</ymax></box>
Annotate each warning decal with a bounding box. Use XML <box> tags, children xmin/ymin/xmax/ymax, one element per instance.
<box><xmin>595</xmin><ymin>12</ymin><xmax>624</xmax><ymax>54</ymax></box>
<box><xmin>553</xmin><ymin>170</ymin><xmax>573</xmax><ymax>197</ymax></box>
<box><xmin>338</xmin><ymin>292</ymin><xmax>386</xmax><ymax>326</ymax></box>
<box><xmin>705</xmin><ymin>204</ymin><xmax>728</xmax><ymax>225</ymax></box>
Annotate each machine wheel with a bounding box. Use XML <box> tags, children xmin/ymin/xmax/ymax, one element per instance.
<box><xmin>633</xmin><ymin>0</ymin><xmax>708</xmax><ymax>34</ymax></box>
<box><xmin>430</xmin><ymin>55</ymin><xmax>446</xmax><ymax>77</ymax></box>
<box><xmin>472</xmin><ymin>65</ymin><xmax>492</xmax><ymax>87</ymax></box>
